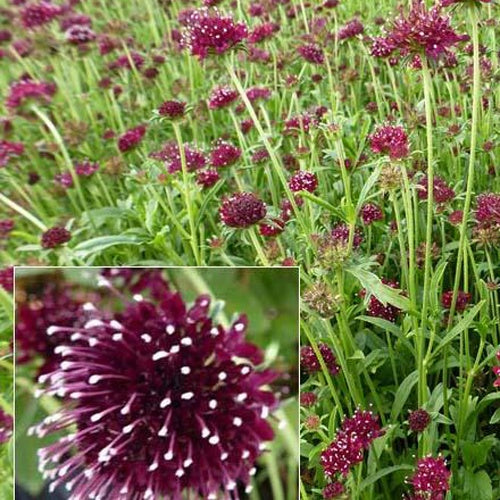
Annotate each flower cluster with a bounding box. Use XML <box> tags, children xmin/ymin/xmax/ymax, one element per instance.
<box><xmin>0</xmin><ymin>139</ymin><xmax>24</xmax><ymax>168</ymax></box>
<box><xmin>118</xmin><ymin>125</ymin><xmax>147</xmax><ymax>152</ymax></box>
<box><xmin>300</xmin><ymin>343</ymin><xmax>340</xmax><ymax>375</ymax></box>
<box><xmin>408</xmin><ymin>409</ymin><xmax>431</xmax><ymax>433</ymax></box>
<box><xmin>151</xmin><ymin>142</ymin><xmax>207</xmax><ymax>173</ymax></box>
<box><xmin>417</xmin><ymin>176</ymin><xmax>455</xmax><ymax>204</ymax></box>
<box><xmin>0</xmin><ymin>409</ymin><xmax>13</xmax><ymax>444</ymax></box>
<box><xmin>158</xmin><ymin>100</ymin><xmax>186</xmax><ymax>119</ymax></box>
<box><xmin>492</xmin><ymin>351</ymin><xmax>500</xmax><ymax>388</ymax></box>
<box><xmin>0</xmin><ymin>267</ymin><xmax>13</xmax><ymax>293</ymax></box>
<box><xmin>41</xmin><ymin>226</ymin><xmax>72</xmax><ymax>249</ymax></box>
<box><xmin>297</xmin><ymin>44</ymin><xmax>324</xmax><ymax>65</ymax></box>
<box><xmin>208</xmin><ymin>86</ymin><xmax>239</xmax><ymax>109</ymax></box>
<box><xmin>441</xmin><ymin>290</ymin><xmax>471</xmax><ymax>312</ymax></box>
<box><xmin>6</xmin><ymin>78</ymin><xmax>56</xmax><ymax>110</ymax></box>
<box><xmin>321</xmin><ymin>409</ymin><xmax>384</xmax><ymax>477</ymax></box>
<box><xmin>370</xmin><ymin>125</ymin><xmax>409</xmax><ymax>160</ymax></box>
<box><xmin>32</xmin><ymin>271</ymin><xmax>279</xmax><ymax>499</ymax></box>
<box><xmin>410</xmin><ymin>456</ymin><xmax>451</xmax><ymax>498</ymax></box>
<box><xmin>360</xmin><ymin>279</ymin><xmax>402</xmax><ymax>322</ymax></box>
<box><xmin>210</xmin><ymin>140</ymin><xmax>241</xmax><ymax>168</ymax></box>
<box><xmin>219</xmin><ymin>192</ymin><xmax>266</xmax><ymax>228</ymax></box>
<box><xmin>289</xmin><ymin>171</ymin><xmax>318</xmax><ymax>193</ymax></box>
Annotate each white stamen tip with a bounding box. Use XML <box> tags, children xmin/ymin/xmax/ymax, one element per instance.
<box><xmin>218</xmin><ymin>372</ymin><xmax>227</xmax><ymax>381</ymax></box>
<box><xmin>233</xmin><ymin>417</ymin><xmax>242</xmax><ymax>427</ymax></box>
<box><xmin>180</xmin><ymin>366</ymin><xmax>191</xmax><ymax>375</ymax></box>
<box><xmin>170</xmin><ymin>345</ymin><xmax>180</xmax><ymax>354</ymax></box>
<box><xmin>141</xmin><ymin>333</ymin><xmax>152</xmax><ymax>343</ymax></box>
<box><xmin>234</xmin><ymin>322</ymin><xmax>245</xmax><ymax>332</ymax></box>
<box><xmin>180</xmin><ymin>337</ymin><xmax>192</xmax><ymax>346</ymax></box>
<box><xmin>152</xmin><ymin>351</ymin><xmax>169</xmax><ymax>361</ymax></box>
<box><xmin>181</xmin><ymin>392</ymin><xmax>194</xmax><ymax>400</ymax></box>
<box><xmin>160</xmin><ymin>397</ymin><xmax>171</xmax><ymax>408</ymax></box>
<box><xmin>209</xmin><ymin>435</ymin><xmax>220</xmax><ymax>445</ymax></box>
<box><xmin>88</xmin><ymin>375</ymin><xmax>102</xmax><ymax>385</ymax></box>
<box><xmin>166</xmin><ymin>325</ymin><xmax>175</xmax><ymax>335</ymax></box>
<box><xmin>209</xmin><ymin>399</ymin><xmax>217</xmax><ymax>409</ymax></box>
<box><xmin>133</xmin><ymin>294</ymin><xmax>143</xmax><ymax>302</ymax></box>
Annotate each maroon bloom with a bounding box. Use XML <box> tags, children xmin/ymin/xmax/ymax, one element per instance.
<box><xmin>418</xmin><ymin>176</ymin><xmax>455</xmax><ymax>204</ymax></box>
<box><xmin>331</xmin><ymin>223</ymin><xmax>363</xmax><ymax>249</ymax></box>
<box><xmin>158</xmin><ymin>100</ymin><xmax>186</xmax><ymax>119</ymax></box>
<box><xmin>6</xmin><ymin>78</ymin><xmax>56</xmax><ymax>110</ymax></box>
<box><xmin>259</xmin><ymin>219</ymin><xmax>285</xmax><ymax>237</ymax></box>
<box><xmin>476</xmin><ymin>193</ymin><xmax>500</xmax><ymax>224</ymax></box>
<box><xmin>246</xmin><ymin>87</ymin><xmax>271</xmax><ymax>103</ymax></box>
<box><xmin>219</xmin><ymin>192</ymin><xmax>266</xmax><ymax>228</ymax></box>
<box><xmin>360</xmin><ymin>203</ymin><xmax>383</xmax><ymax>225</ymax></box>
<box><xmin>118</xmin><ymin>125</ymin><xmax>147</xmax><ymax>152</ymax></box>
<box><xmin>0</xmin><ymin>219</ymin><xmax>15</xmax><ymax>238</ymax></box>
<box><xmin>65</xmin><ymin>24</ymin><xmax>96</xmax><ymax>45</ymax></box>
<box><xmin>196</xmin><ymin>168</ymin><xmax>220</xmax><ymax>188</ymax></box>
<box><xmin>41</xmin><ymin>226</ymin><xmax>71</xmax><ymax>249</ymax></box>
<box><xmin>0</xmin><ymin>409</ymin><xmax>13</xmax><ymax>444</ymax></box>
<box><xmin>411</xmin><ymin>456</ymin><xmax>451</xmax><ymax>497</ymax></box>
<box><xmin>289</xmin><ymin>171</ymin><xmax>318</xmax><ymax>193</ymax></box>
<box><xmin>321</xmin><ymin>409</ymin><xmax>384</xmax><ymax>477</ymax></box>
<box><xmin>360</xmin><ymin>279</ymin><xmax>401</xmax><ymax>322</ymax></box>
<box><xmin>370</xmin><ymin>125</ymin><xmax>409</xmax><ymax>160</ymax></box>
<box><xmin>322</xmin><ymin>482</ymin><xmax>345</xmax><ymax>499</ymax></box>
<box><xmin>441</xmin><ymin>290</ymin><xmax>471</xmax><ymax>312</ymax></box>
<box><xmin>248</xmin><ymin>22</ymin><xmax>278</xmax><ymax>44</ymax></box>
<box><xmin>492</xmin><ymin>351</ymin><xmax>500</xmax><ymax>388</ymax></box>
<box><xmin>21</xmin><ymin>1</ymin><xmax>62</xmax><ymax>29</ymax></box>
<box><xmin>297</xmin><ymin>44</ymin><xmax>324</xmax><ymax>65</ymax></box>
<box><xmin>33</xmin><ymin>272</ymin><xmax>278</xmax><ymax>498</ymax></box>
<box><xmin>0</xmin><ymin>139</ymin><xmax>24</xmax><ymax>167</ymax></box>
<box><xmin>151</xmin><ymin>142</ymin><xmax>207</xmax><ymax>174</ymax></box>
<box><xmin>338</xmin><ymin>19</ymin><xmax>364</xmax><ymax>41</ymax></box>
<box><xmin>300</xmin><ymin>343</ymin><xmax>339</xmax><ymax>375</ymax></box>
<box><xmin>300</xmin><ymin>391</ymin><xmax>317</xmax><ymax>407</ymax></box>
<box><xmin>183</xmin><ymin>8</ymin><xmax>247</xmax><ymax>59</ymax></box>
<box><xmin>0</xmin><ymin>267</ymin><xmax>13</xmax><ymax>292</ymax></box>
<box><xmin>210</xmin><ymin>140</ymin><xmax>241</xmax><ymax>168</ymax></box>
<box><xmin>408</xmin><ymin>409</ymin><xmax>431</xmax><ymax>433</ymax></box>
<box><xmin>75</xmin><ymin>160</ymin><xmax>99</xmax><ymax>177</ymax></box>
<box><xmin>208</xmin><ymin>86</ymin><xmax>238</xmax><ymax>109</ymax></box>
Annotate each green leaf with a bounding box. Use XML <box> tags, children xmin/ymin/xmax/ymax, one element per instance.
<box><xmin>462</xmin><ymin>436</ymin><xmax>497</xmax><ymax>470</ymax></box>
<box><xmin>464</xmin><ymin>470</ymin><xmax>493</xmax><ymax>500</ymax></box>
<box><xmin>357</xmin><ymin>315</ymin><xmax>403</xmax><ymax>337</ymax></box>
<box><xmin>73</xmin><ymin>234</ymin><xmax>146</xmax><ymax>257</ymax></box>
<box><xmin>391</xmin><ymin>370</ymin><xmax>419</xmax><ymax>422</ymax></box>
<box><xmin>490</xmin><ymin>408</ymin><xmax>500</xmax><ymax>425</ymax></box>
<box><xmin>359</xmin><ymin>464</ymin><xmax>414</xmax><ymax>491</ymax></box>
<box><xmin>433</xmin><ymin>301</ymin><xmax>486</xmax><ymax>356</ymax></box>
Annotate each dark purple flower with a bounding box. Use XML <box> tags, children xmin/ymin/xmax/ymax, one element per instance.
<box><xmin>41</xmin><ymin>226</ymin><xmax>71</xmax><ymax>249</ymax></box>
<box><xmin>0</xmin><ymin>219</ymin><xmax>14</xmax><ymax>238</ymax></box>
<box><xmin>65</xmin><ymin>24</ymin><xmax>96</xmax><ymax>45</ymax></box>
<box><xmin>248</xmin><ymin>22</ymin><xmax>278</xmax><ymax>44</ymax></box>
<box><xmin>338</xmin><ymin>19</ymin><xmax>364</xmax><ymax>41</ymax></box>
<box><xmin>259</xmin><ymin>219</ymin><xmax>285</xmax><ymax>237</ymax></box>
<box><xmin>289</xmin><ymin>171</ymin><xmax>318</xmax><ymax>193</ymax></box>
<box><xmin>0</xmin><ymin>409</ymin><xmax>13</xmax><ymax>444</ymax></box>
<box><xmin>21</xmin><ymin>1</ymin><xmax>62</xmax><ymax>29</ymax></box>
<box><xmin>158</xmin><ymin>100</ymin><xmax>186</xmax><ymax>119</ymax></box>
<box><xmin>220</xmin><ymin>192</ymin><xmax>266</xmax><ymax>228</ymax></box>
<box><xmin>208</xmin><ymin>86</ymin><xmax>238</xmax><ymax>109</ymax></box>
<box><xmin>75</xmin><ymin>160</ymin><xmax>99</xmax><ymax>177</ymax></box>
<box><xmin>331</xmin><ymin>223</ymin><xmax>363</xmax><ymax>249</ymax></box>
<box><xmin>60</xmin><ymin>13</ymin><xmax>92</xmax><ymax>31</ymax></box>
<box><xmin>321</xmin><ymin>409</ymin><xmax>384</xmax><ymax>477</ymax></box>
<box><xmin>411</xmin><ymin>456</ymin><xmax>450</xmax><ymax>497</ymax></box>
<box><xmin>246</xmin><ymin>87</ymin><xmax>271</xmax><ymax>103</ymax></box>
<box><xmin>210</xmin><ymin>140</ymin><xmax>241</xmax><ymax>168</ymax></box>
<box><xmin>300</xmin><ymin>391</ymin><xmax>317</xmax><ymax>407</ymax></box>
<box><xmin>370</xmin><ymin>125</ymin><xmax>409</xmax><ymax>160</ymax></box>
<box><xmin>360</xmin><ymin>203</ymin><xmax>383</xmax><ymax>225</ymax></box>
<box><xmin>300</xmin><ymin>343</ymin><xmax>339</xmax><ymax>375</ymax></box>
<box><xmin>196</xmin><ymin>168</ymin><xmax>220</xmax><ymax>188</ymax></box>
<box><xmin>476</xmin><ymin>193</ymin><xmax>500</xmax><ymax>224</ymax></box>
<box><xmin>118</xmin><ymin>125</ymin><xmax>147</xmax><ymax>152</ymax></box>
<box><xmin>33</xmin><ymin>273</ymin><xmax>278</xmax><ymax>498</ymax></box>
<box><xmin>0</xmin><ymin>139</ymin><xmax>24</xmax><ymax>167</ymax></box>
<box><xmin>417</xmin><ymin>176</ymin><xmax>455</xmax><ymax>204</ymax></box>
<box><xmin>492</xmin><ymin>351</ymin><xmax>500</xmax><ymax>388</ymax></box>
<box><xmin>110</xmin><ymin>52</ymin><xmax>145</xmax><ymax>71</ymax></box>
<box><xmin>0</xmin><ymin>267</ymin><xmax>13</xmax><ymax>292</ymax></box>
<box><xmin>183</xmin><ymin>8</ymin><xmax>247</xmax><ymax>59</ymax></box>
<box><xmin>360</xmin><ymin>279</ymin><xmax>401</xmax><ymax>322</ymax></box>
<box><xmin>322</xmin><ymin>482</ymin><xmax>345</xmax><ymax>499</ymax></box>
<box><xmin>284</xmin><ymin>113</ymin><xmax>319</xmax><ymax>134</ymax></box>
<box><xmin>6</xmin><ymin>78</ymin><xmax>56</xmax><ymax>110</ymax></box>
<box><xmin>408</xmin><ymin>409</ymin><xmax>431</xmax><ymax>433</ymax></box>
<box><xmin>151</xmin><ymin>142</ymin><xmax>207</xmax><ymax>173</ymax></box>
<box><xmin>441</xmin><ymin>290</ymin><xmax>471</xmax><ymax>312</ymax></box>
<box><xmin>297</xmin><ymin>44</ymin><xmax>324</xmax><ymax>65</ymax></box>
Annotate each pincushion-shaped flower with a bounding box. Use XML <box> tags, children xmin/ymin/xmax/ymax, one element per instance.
<box><xmin>197</xmin><ymin>168</ymin><xmax>220</xmax><ymax>188</ymax></box>
<box><xmin>371</xmin><ymin>2</ymin><xmax>468</xmax><ymax>61</ymax></box>
<box><xmin>408</xmin><ymin>409</ymin><xmax>431</xmax><ymax>433</ymax></box>
<box><xmin>158</xmin><ymin>100</ymin><xmax>186</xmax><ymax>119</ymax></box>
<box><xmin>16</xmin><ymin>283</ymin><xmax>84</xmax><ymax>373</ymax></box>
<box><xmin>441</xmin><ymin>290</ymin><xmax>471</xmax><ymax>312</ymax></box>
<box><xmin>208</xmin><ymin>86</ymin><xmax>239</xmax><ymax>109</ymax></box>
<box><xmin>289</xmin><ymin>171</ymin><xmax>318</xmax><ymax>193</ymax></box>
<box><xmin>331</xmin><ymin>223</ymin><xmax>363</xmax><ymax>249</ymax></box>
<box><xmin>0</xmin><ymin>267</ymin><xmax>13</xmax><ymax>292</ymax></box>
<box><xmin>300</xmin><ymin>391</ymin><xmax>317</xmax><ymax>407</ymax></box>
<box><xmin>248</xmin><ymin>22</ymin><xmax>279</xmax><ymax>44</ymax></box>
<box><xmin>300</xmin><ymin>343</ymin><xmax>339</xmax><ymax>375</ymax></box>
<box><xmin>21</xmin><ymin>1</ymin><xmax>62</xmax><ymax>29</ymax></box>
<box><xmin>0</xmin><ymin>139</ymin><xmax>24</xmax><ymax>168</ymax></box>
<box><xmin>32</xmin><ymin>275</ymin><xmax>279</xmax><ymax>499</ymax></box>
<box><xmin>370</xmin><ymin>125</ymin><xmax>409</xmax><ymax>160</ymax></box>
<box><xmin>338</xmin><ymin>19</ymin><xmax>364</xmax><ymax>41</ymax></box>
<box><xmin>118</xmin><ymin>125</ymin><xmax>147</xmax><ymax>152</ymax></box>
<box><xmin>183</xmin><ymin>8</ymin><xmax>248</xmax><ymax>59</ymax></box>
<box><xmin>360</xmin><ymin>279</ymin><xmax>401</xmax><ymax>322</ymax></box>
<box><xmin>322</xmin><ymin>482</ymin><xmax>345</xmax><ymax>499</ymax></box>
<box><xmin>0</xmin><ymin>219</ymin><xmax>14</xmax><ymax>238</ymax></box>
<box><xmin>321</xmin><ymin>409</ymin><xmax>384</xmax><ymax>477</ymax></box>
<box><xmin>65</xmin><ymin>25</ymin><xmax>96</xmax><ymax>45</ymax></box>
<box><xmin>492</xmin><ymin>350</ymin><xmax>500</xmax><ymax>388</ymax></box>
<box><xmin>151</xmin><ymin>142</ymin><xmax>207</xmax><ymax>174</ymax></box>
<box><xmin>220</xmin><ymin>192</ymin><xmax>267</xmax><ymax>228</ymax></box>
<box><xmin>418</xmin><ymin>175</ymin><xmax>455</xmax><ymax>204</ymax></box>
<box><xmin>360</xmin><ymin>203</ymin><xmax>383</xmax><ymax>225</ymax></box>
<box><xmin>210</xmin><ymin>140</ymin><xmax>241</xmax><ymax>168</ymax></box>
<box><xmin>473</xmin><ymin>192</ymin><xmax>500</xmax><ymax>246</ymax></box>
<box><xmin>6</xmin><ymin>78</ymin><xmax>56</xmax><ymax>110</ymax></box>
<box><xmin>41</xmin><ymin>226</ymin><xmax>72</xmax><ymax>249</ymax></box>
<box><xmin>411</xmin><ymin>456</ymin><xmax>451</xmax><ymax>497</ymax></box>
<box><xmin>0</xmin><ymin>408</ymin><xmax>13</xmax><ymax>444</ymax></box>
<box><xmin>297</xmin><ymin>44</ymin><xmax>324</xmax><ymax>64</ymax></box>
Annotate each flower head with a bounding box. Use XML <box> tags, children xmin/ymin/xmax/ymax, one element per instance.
<box><xmin>289</xmin><ymin>171</ymin><xmax>318</xmax><ymax>193</ymax></box>
<box><xmin>0</xmin><ymin>267</ymin><xmax>13</xmax><ymax>292</ymax></box>
<box><xmin>360</xmin><ymin>279</ymin><xmax>401</xmax><ymax>322</ymax></box>
<box><xmin>300</xmin><ymin>391</ymin><xmax>317</xmax><ymax>407</ymax></box>
<box><xmin>158</xmin><ymin>100</ymin><xmax>186</xmax><ymax>119</ymax></box>
<box><xmin>41</xmin><ymin>226</ymin><xmax>71</xmax><ymax>249</ymax></box>
<box><xmin>33</xmin><ymin>271</ymin><xmax>279</xmax><ymax>499</ymax></box>
<box><xmin>408</xmin><ymin>409</ymin><xmax>431</xmax><ymax>433</ymax></box>
<box><xmin>370</xmin><ymin>125</ymin><xmax>409</xmax><ymax>160</ymax></box>
<box><xmin>338</xmin><ymin>19</ymin><xmax>364</xmax><ymax>41</ymax></box>
<box><xmin>0</xmin><ymin>139</ymin><xmax>24</xmax><ymax>168</ymax></box>
<box><xmin>118</xmin><ymin>125</ymin><xmax>147</xmax><ymax>152</ymax></box>
<box><xmin>360</xmin><ymin>203</ymin><xmax>383</xmax><ymax>225</ymax></box>
<box><xmin>322</xmin><ymin>482</ymin><xmax>345</xmax><ymax>499</ymax></box>
<box><xmin>21</xmin><ymin>1</ymin><xmax>62</xmax><ymax>29</ymax></box>
<box><xmin>297</xmin><ymin>44</ymin><xmax>324</xmax><ymax>64</ymax></box>
<box><xmin>65</xmin><ymin>24</ymin><xmax>96</xmax><ymax>45</ymax></box>
<box><xmin>492</xmin><ymin>351</ymin><xmax>500</xmax><ymax>388</ymax></box>
<box><xmin>418</xmin><ymin>176</ymin><xmax>455</xmax><ymax>204</ymax></box>
<box><xmin>6</xmin><ymin>78</ymin><xmax>56</xmax><ymax>110</ymax></box>
<box><xmin>196</xmin><ymin>168</ymin><xmax>220</xmax><ymax>188</ymax></box>
<box><xmin>183</xmin><ymin>8</ymin><xmax>247</xmax><ymax>59</ymax></box>
<box><xmin>441</xmin><ymin>290</ymin><xmax>471</xmax><ymax>312</ymax></box>
<box><xmin>0</xmin><ymin>409</ymin><xmax>12</xmax><ymax>444</ymax></box>
<box><xmin>210</xmin><ymin>140</ymin><xmax>241</xmax><ymax>168</ymax></box>
<box><xmin>411</xmin><ymin>456</ymin><xmax>451</xmax><ymax>496</ymax></box>
<box><xmin>300</xmin><ymin>343</ymin><xmax>339</xmax><ymax>375</ymax></box>
<box><xmin>220</xmin><ymin>192</ymin><xmax>266</xmax><ymax>228</ymax></box>
<box><xmin>208</xmin><ymin>86</ymin><xmax>239</xmax><ymax>109</ymax></box>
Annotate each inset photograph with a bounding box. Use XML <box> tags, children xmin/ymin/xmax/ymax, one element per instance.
<box><xmin>14</xmin><ymin>267</ymin><xmax>299</xmax><ymax>500</ymax></box>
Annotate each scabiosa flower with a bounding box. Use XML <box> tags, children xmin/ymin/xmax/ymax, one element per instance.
<box><xmin>321</xmin><ymin>409</ymin><xmax>384</xmax><ymax>477</ymax></box>
<box><xmin>0</xmin><ymin>219</ymin><xmax>14</xmax><ymax>238</ymax></box>
<box><xmin>289</xmin><ymin>171</ymin><xmax>318</xmax><ymax>193</ymax></box>
<box><xmin>302</xmin><ymin>283</ymin><xmax>339</xmax><ymax>319</ymax></box>
<box><xmin>0</xmin><ymin>267</ymin><xmax>13</xmax><ymax>292</ymax></box>
<box><xmin>418</xmin><ymin>175</ymin><xmax>455</xmax><ymax>204</ymax></box>
<box><xmin>210</xmin><ymin>140</ymin><xmax>241</xmax><ymax>168</ymax></box>
<box><xmin>65</xmin><ymin>24</ymin><xmax>96</xmax><ymax>44</ymax></box>
<box><xmin>158</xmin><ymin>100</ymin><xmax>186</xmax><ymax>119</ymax></box>
<box><xmin>196</xmin><ymin>168</ymin><xmax>220</xmax><ymax>188</ymax></box>
<box><xmin>408</xmin><ymin>409</ymin><xmax>431</xmax><ymax>433</ymax></box>
<box><xmin>0</xmin><ymin>139</ymin><xmax>24</xmax><ymax>167</ymax></box>
<box><xmin>297</xmin><ymin>44</ymin><xmax>324</xmax><ymax>65</ymax></box>
<box><xmin>151</xmin><ymin>142</ymin><xmax>207</xmax><ymax>174</ymax></box>
<box><xmin>248</xmin><ymin>22</ymin><xmax>278</xmax><ymax>44</ymax></box>
<box><xmin>331</xmin><ymin>223</ymin><xmax>363</xmax><ymax>249</ymax></box>
<box><xmin>492</xmin><ymin>351</ymin><xmax>500</xmax><ymax>388</ymax></box>
<box><xmin>411</xmin><ymin>456</ymin><xmax>451</xmax><ymax>497</ymax></box>
<box><xmin>259</xmin><ymin>219</ymin><xmax>285</xmax><ymax>237</ymax></box>
<box><xmin>474</xmin><ymin>192</ymin><xmax>500</xmax><ymax>246</ymax></box>
<box><xmin>284</xmin><ymin>113</ymin><xmax>319</xmax><ymax>134</ymax></box>
<box><xmin>369</xmin><ymin>125</ymin><xmax>409</xmax><ymax>160</ymax></box>
<box><xmin>41</xmin><ymin>226</ymin><xmax>71</xmax><ymax>249</ymax></box>
<box><xmin>371</xmin><ymin>2</ymin><xmax>468</xmax><ymax>61</ymax></box>
<box><xmin>118</xmin><ymin>125</ymin><xmax>147</xmax><ymax>153</ymax></box>
<box><xmin>21</xmin><ymin>1</ymin><xmax>62</xmax><ymax>29</ymax></box>
<box><xmin>246</xmin><ymin>86</ymin><xmax>271</xmax><ymax>103</ymax></box>
<box><xmin>183</xmin><ymin>7</ymin><xmax>248</xmax><ymax>59</ymax></box>
<box><xmin>322</xmin><ymin>482</ymin><xmax>345</xmax><ymax>499</ymax></box>
<box><xmin>6</xmin><ymin>78</ymin><xmax>56</xmax><ymax>110</ymax></box>
<box><xmin>32</xmin><ymin>274</ymin><xmax>278</xmax><ymax>499</ymax></box>
<box><xmin>0</xmin><ymin>409</ymin><xmax>12</xmax><ymax>444</ymax></box>
<box><xmin>441</xmin><ymin>290</ymin><xmax>471</xmax><ymax>312</ymax></box>
<box><xmin>338</xmin><ymin>19</ymin><xmax>364</xmax><ymax>41</ymax></box>
<box><xmin>208</xmin><ymin>86</ymin><xmax>239</xmax><ymax>109</ymax></box>
<box><xmin>300</xmin><ymin>343</ymin><xmax>339</xmax><ymax>375</ymax></box>
<box><xmin>300</xmin><ymin>391</ymin><xmax>317</xmax><ymax>407</ymax></box>
<box><xmin>360</xmin><ymin>203</ymin><xmax>383</xmax><ymax>225</ymax></box>
<box><xmin>448</xmin><ymin>210</ymin><xmax>463</xmax><ymax>225</ymax></box>
<box><xmin>360</xmin><ymin>279</ymin><xmax>401</xmax><ymax>322</ymax></box>
<box><xmin>219</xmin><ymin>192</ymin><xmax>266</xmax><ymax>228</ymax></box>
